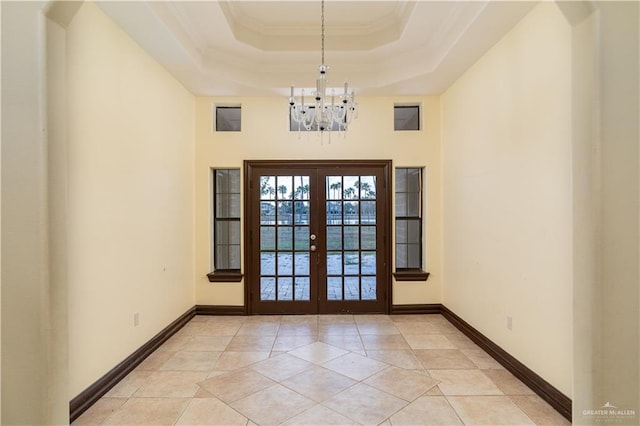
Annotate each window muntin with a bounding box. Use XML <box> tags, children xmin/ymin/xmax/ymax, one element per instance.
<box><xmin>214</xmin><ymin>169</ymin><xmax>241</xmax><ymax>271</ymax></box>
<box><xmin>395</xmin><ymin>168</ymin><xmax>423</xmax><ymax>270</ymax></box>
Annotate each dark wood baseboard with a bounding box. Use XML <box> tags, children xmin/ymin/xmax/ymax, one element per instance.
<box><xmin>69</xmin><ymin>303</ymin><xmax>571</xmax><ymax>424</ymax></box>
<box><xmin>196</xmin><ymin>304</ymin><xmax>247</xmax><ymax>315</ymax></box>
<box><xmin>440</xmin><ymin>305</ymin><xmax>572</xmax><ymax>422</ymax></box>
<box><xmin>391</xmin><ymin>303</ymin><xmax>442</xmax><ymax>314</ymax></box>
<box><xmin>69</xmin><ymin>306</ymin><xmax>196</xmax><ymax>422</ymax></box>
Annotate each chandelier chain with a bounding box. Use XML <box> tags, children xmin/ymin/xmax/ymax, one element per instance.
<box><xmin>288</xmin><ymin>0</ymin><xmax>357</xmax><ymax>134</ymax></box>
<box><xmin>321</xmin><ymin>0</ymin><xmax>325</xmax><ymax>65</ymax></box>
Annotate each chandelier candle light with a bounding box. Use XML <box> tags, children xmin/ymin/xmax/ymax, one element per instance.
<box><xmin>288</xmin><ymin>0</ymin><xmax>358</xmax><ymax>135</ymax></box>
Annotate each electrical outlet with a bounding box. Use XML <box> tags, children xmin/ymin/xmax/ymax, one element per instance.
<box><xmin>507</xmin><ymin>316</ymin><xmax>512</xmax><ymax>330</ymax></box>
<box><xmin>134</xmin><ymin>312</ymin><xmax>140</xmax><ymax>327</ymax></box>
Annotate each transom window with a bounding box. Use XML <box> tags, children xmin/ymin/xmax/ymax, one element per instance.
<box><xmin>394</xmin><ymin>105</ymin><xmax>421</xmax><ymax>131</ymax></box>
<box><xmin>215</xmin><ymin>106</ymin><xmax>241</xmax><ymax>132</ymax></box>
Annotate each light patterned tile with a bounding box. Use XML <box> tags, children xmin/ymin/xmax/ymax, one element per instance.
<box><xmin>366</xmin><ymin>350</ymin><xmax>423</xmax><ymax>370</ymax></box>
<box><xmin>103</xmin><ymin>397</ymin><xmax>189</xmax><ymax>425</ymax></box>
<box><xmin>361</xmin><ymin>334</ymin><xmax>411</xmax><ymax>350</ymax></box>
<box><xmin>395</xmin><ymin>321</ymin><xmax>442</xmax><ymax>335</ymax></box>
<box><xmin>72</xmin><ymin>398</ymin><xmax>127</xmax><ymax>425</ymax></box>
<box><xmin>323</xmin><ymin>352</ymin><xmax>389</xmax><ymax>381</ymax></box>
<box><xmin>414</xmin><ymin>349</ymin><xmax>477</xmax><ymax>369</ymax></box>
<box><xmin>244</xmin><ymin>314</ymin><xmax>282</xmax><ymax>322</ymax></box>
<box><xmin>448</xmin><ymin>395</ymin><xmax>535</xmax><ymax>425</ymax></box>
<box><xmin>462</xmin><ymin>348</ymin><xmax>505</xmax><ymax>369</ymax></box>
<box><xmin>135</xmin><ymin>350</ymin><xmax>176</xmax><ymax>371</ymax></box>
<box><xmin>157</xmin><ymin>334</ymin><xmax>190</xmax><ymax>352</ymax></box>
<box><xmin>318</xmin><ymin>315</ymin><xmax>355</xmax><ymax>324</ymax></box>
<box><xmin>354</xmin><ymin>315</ymin><xmax>394</xmax><ymax>324</ymax></box>
<box><xmin>281</xmin><ymin>365</ymin><xmax>357</xmax><ymax>402</ymax></box>
<box><xmin>133</xmin><ymin>371</ymin><xmax>208</xmax><ymax>397</ymax></box>
<box><xmin>322</xmin><ymin>383</ymin><xmax>407</xmax><ymax>425</ymax></box>
<box><xmin>77</xmin><ymin>314</ymin><xmax>573</xmax><ymax>426</ymax></box>
<box><xmin>281</xmin><ymin>315</ymin><xmax>318</xmax><ymax>325</ymax></box>
<box><xmin>356</xmin><ymin>322</ymin><xmax>401</xmax><ymax>335</ymax></box>
<box><xmin>250</xmin><ymin>352</ymin><xmax>313</xmax><ymax>381</ymax></box>
<box><xmin>273</xmin><ymin>334</ymin><xmax>318</xmax><ymax>351</ymax></box>
<box><xmin>104</xmin><ymin>370</ymin><xmax>152</xmax><ymax>398</ymax></box>
<box><xmin>444</xmin><ymin>333</ymin><xmax>480</xmax><ymax>349</ymax></box>
<box><xmin>278</xmin><ymin>323</ymin><xmax>318</xmax><ymax>335</ymax></box>
<box><xmin>196</xmin><ymin>322</ymin><xmax>243</xmax><ymax>336</ymax></box>
<box><xmin>318</xmin><ymin>323</ymin><xmax>360</xmax><ymax>335</ymax></box>
<box><xmin>426</xmin><ymin>386</ymin><xmax>444</xmax><ymax>396</ymax></box>
<box><xmin>175</xmin><ymin>398</ymin><xmax>247</xmax><ymax>425</ymax></box>
<box><xmin>288</xmin><ymin>341</ymin><xmax>349</xmax><ymax>364</ymax></box>
<box><xmin>428</xmin><ymin>369</ymin><xmax>503</xmax><ymax>396</ymax></box>
<box><xmin>193</xmin><ymin>387</ymin><xmax>215</xmax><ymax>398</ymax></box>
<box><xmin>178</xmin><ymin>322</ymin><xmax>205</xmax><ymax>336</ymax></box>
<box><xmin>226</xmin><ymin>335</ymin><xmax>275</xmax><ymax>352</ymax></box>
<box><xmin>364</xmin><ymin>366</ymin><xmax>439</xmax><ymax>401</ymax></box>
<box><xmin>236</xmin><ymin>321</ymin><xmax>280</xmax><ymax>336</ymax></box>
<box><xmin>230</xmin><ymin>384</ymin><xmax>315</xmax><ymax>425</ymax></box>
<box><xmin>182</xmin><ymin>335</ymin><xmax>232</xmax><ymax>352</ymax></box>
<box><xmin>510</xmin><ymin>395</ymin><xmax>571</xmax><ymax>425</ymax></box>
<box><xmin>280</xmin><ymin>404</ymin><xmax>359</xmax><ymax>425</ymax></box>
<box><xmin>404</xmin><ymin>334</ymin><xmax>457</xmax><ymax>350</ymax></box>
<box><xmin>197</xmin><ymin>369</ymin><xmax>275</xmax><ymax>403</ymax></box>
<box><xmin>159</xmin><ymin>351</ymin><xmax>221</xmax><ymax>371</ymax></box>
<box><xmin>319</xmin><ymin>334</ymin><xmax>365</xmax><ymax>352</ymax></box>
<box><xmin>390</xmin><ymin>396</ymin><xmax>463</xmax><ymax>425</ymax></box>
<box><xmin>213</xmin><ymin>351</ymin><xmax>269</xmax><ymax>370</ymax></box>
<box><xmin>390</xmin><ymin>314</ymin><xmax>434</xmax><ymax>323</ymax></box>
<box><xmin>404</xmin><ymin>334</ymin><xmax>456</xmax><ymax>350</ymax></box>
<box><xmin>483</xmin><ymin>369</ymin><xmax>536</xmax><ymax>395</ymax></box>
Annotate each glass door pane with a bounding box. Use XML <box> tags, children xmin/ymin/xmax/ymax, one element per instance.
<box><xmin>325</xmin><ymin>175</ymin><xmax>378</xmax><ymax>302</ymax></box>
<box><xmin>247</xmin><ymin>160</ymin><xmax>390</xmax><ymax>315</ymax></box>
<box><xmin>259</xmin><ymin>175</ymin><xmax>311</xmax><ymax>302</ymax></box>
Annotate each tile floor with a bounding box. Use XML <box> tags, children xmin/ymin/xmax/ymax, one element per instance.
<box><xmin>73</xmin><ymin>314</ymin><xmax>570</xmax><ymax>425</ymax></box>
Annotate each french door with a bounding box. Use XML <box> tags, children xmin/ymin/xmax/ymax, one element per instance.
<box><xmin>245</xmin><ymin>160</ymin><xmax>391</xmax><ymax>314</ymax></box>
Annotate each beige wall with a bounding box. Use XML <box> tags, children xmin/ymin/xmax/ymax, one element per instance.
<box><xmin>2</xmin><ymin>2</ymin><xmax>51</xmax><ymax>423</ymax></box>
<box><xmin>441</xmin><ymin>2</ymin><xmax>573</xmax><ymax>396</ymax></box>
<box><xmin>66</xmin><ymin>2</ymin><xmax>196</xmax><ymax>398</ymax></box>
<box><xmin>589</xmin><ymin>1</ymin><xmax>639</xmax><ymax>421</ymax></box>
<box><xmin>195</xmin><ymin>96</ymin><xmax>442</xmax><ymax>307</ymax></box>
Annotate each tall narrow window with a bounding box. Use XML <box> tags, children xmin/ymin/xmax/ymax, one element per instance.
<box><xmin>394</xmin><ymin>168</ymin><xmax>429</xmax><ymax>281</ymax></box>
<box><xmin>208</xmin><ymin>168</ymin><xmax>243</xmax><ymax>282</ymax></box>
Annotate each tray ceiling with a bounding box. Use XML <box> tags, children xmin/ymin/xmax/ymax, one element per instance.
<box><xmin>97</xmin><ymin>1</ymin><xmax>537</xmax><ymax>96</ymax></box>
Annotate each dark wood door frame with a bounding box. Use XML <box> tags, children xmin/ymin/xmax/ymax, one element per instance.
<box><xmin>244</xmin><ymin>159</ymin><xmax>392</xmax><ymax>315</ymax></box>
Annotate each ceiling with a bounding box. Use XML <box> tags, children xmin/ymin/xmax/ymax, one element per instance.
<box><xmin>97</xmin><ymin>1</ymin><xmax>537</xmax><ymax>97</ymax></box>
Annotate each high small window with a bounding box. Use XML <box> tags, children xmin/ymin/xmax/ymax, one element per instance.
<box><xmin>216</xmin><ymin>106</ymin><xmax>241</xmax><ymax>132</ymax></box>
<box><xmin>394</xmin><ymin>168</ymin><xmax>429</xmax><ymax>281</ymax></box>
<box><xmin>208</xmin><ymin>168</ymin><xmax>243</xmax><ymax>282</ymax></box>
<box><xmin>394</xmin><ymin>105</ymin><xmax>420</xmax><ymax>131</ymax></box>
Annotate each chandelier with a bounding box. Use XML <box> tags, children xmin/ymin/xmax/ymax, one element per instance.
<box><xmin>288</xmin><ymin>0</ymin><xmax>358</xmax><ymax>133</ymax></box>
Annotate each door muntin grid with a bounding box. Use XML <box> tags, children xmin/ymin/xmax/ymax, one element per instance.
<box><xmin>259</xmin><ymin>175</ymin><xmax>311</xmax><ymax>301</ymax></box>
<box><xmin>325</xmin><ymin>175</ymin><xmax>377</xmax><ymax>301</ymax></box>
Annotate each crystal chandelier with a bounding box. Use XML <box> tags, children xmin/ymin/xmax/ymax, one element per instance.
<box><xmin>288</xmin><ymin>0</ymin><xmax>358</xmax><ymax>133</ymax></box>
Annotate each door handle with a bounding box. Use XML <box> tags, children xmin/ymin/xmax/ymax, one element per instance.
<box><xmin>310</xmin><ymin>245</ymin><xmax>317</xmax><ymax>252</ymax></box>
